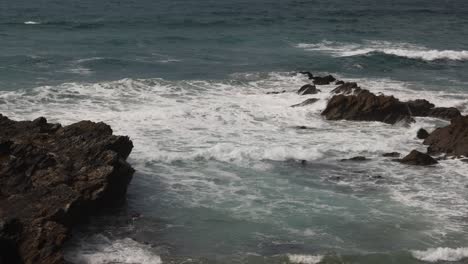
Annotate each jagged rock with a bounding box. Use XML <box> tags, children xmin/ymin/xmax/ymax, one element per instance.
<box><xmin>266</xmin><ymin>90</ymin><xmax>286</xmax><ymax>95</ymax></box>
<box><xmin>335</xmin><ymin>80</ymin><xmax>345</xmax><ymax>85</ymax></box>
<box><xmin>299</xmin><ymin>71</ymin><xmax>314</xmax><ymax>79</ymax></box>
<box><xmin>382</xmin><ymin>152</ymin><xmax>401</xmax><ymax>157</ymax></box>
<box><xmin>291</xmin><ymin>98</ymin><xmax>319</xmax><ymax>108</ymax></box>
<box><xmin>428</xmin><ymin>107</ymin><xmax>461</xmax><ymax>120</ymax></box>
<box><xmin>331</xmin><ymin>82</ymin><xmax>362</xmax><ymax>95</ymax></box>
<box><xmin>297</xmin><ymin>84</ymin><xmax>318</xmax><ymax>95</ymax></box>
<box><xmin>398</xmin><ymin>150</ymin><xmax>438</xmax><ymax>165</ymax></box>
<box><xmin>340</xmin><ymin>156</ymin><xmax>369</xmax><ymax>162</ymax></box>
<box><xmin>424</xmin><ymin>116</ymin><xmax>468</xmax><ymax>157</ymax></box>
<box><xmin>0</xmin><ymin>114</ymin><xmax>135</xmax><ymax>264</ymax></box>
<box><xmin>417</xmin><ymin>128</ymin><xmax>429</xmax><ymax>139</ymax></box>
<box><xmin>322</xmin><ymin>90</ymin><xmax>413</xmax><ymax>124</ymax></box>
<box><xmin>313</xmin><ymin>75</ymin><xmax>336</xmax><ymax>85</ymax></box>
<box><xmin>406</xmin><ymin>99</ymin><xmax>435</xmax><ymax>116</ymax></box>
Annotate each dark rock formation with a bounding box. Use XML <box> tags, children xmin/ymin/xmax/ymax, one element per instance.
<box><xmin>313</xmin><ymin>75</ymin><xmax>336</xmax><ymax>85</ymax></box>
<box><xmin>0</xmin><ymin>114</ymin><xmax>135</xmax><ymax>264</ymax></box>
<box><xmin>331</xmin><ymin>82</ymin><xmax>362</xmax><ymax>95</ymax></box>
<box><xmin>322</xmin><ymin>89</ymin><xmax>462</xmax><ymax>124</ymax></box>
<box><xmin>291</xmin><ymin>98</ymin><xmax>319</xmax><ymax>108</ymax></box>
<box><xmin>382</xmin><ymin>152</ymin><xmax>401</xmax><ymax>157</ymax></box>
<box><xmin>297</xmin><ymin>84</ymin><xmax>318</xmax><ymax>95</ymax></box>
<box><xmin>322</xmin><ymin>90</ymin><xmax>413</xmax><ymax>124</ymax></box>
<box><xmin>398</xmin><ymin>150</ymin><xmax>438</xmax><ymax>165</ymax></box>
<box><xmin>335</xmin><ymin>80</ymin><xmax>345</xmax><ymax>85</ymax></box>
<box><xmin>340</xmin><ymin>156</ymin><xmax>369</xmax><ymax>162</ymax></box>
<box><xmin>266</xmin><ymin>90</ymin><xmax>286</xmax><ymax>95</ymax></box>
<box><xmin>428</xmin><ymin>107</ymin><xmax>461</xmax><ymax>120</ymax></box>
<box><xmin>424</xmin><ymin>116</ymin><xmax>468</xmax><ymax>157</ymax></box>
<box><xmin>417</xmin><ymin>128</ymin><xmax>429</xmax><ymax>139</ymax></box>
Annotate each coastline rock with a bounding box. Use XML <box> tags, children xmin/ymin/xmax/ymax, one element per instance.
<box><xmin>313</xmin><ymin>75</ymin><xmax>336</xmax><ymax>85</ymax></box>
<box><xmin>340</xmin><ymin>156</ymin><xmax>369</xmax><ymax>162</ymax></box>
<box><xmin>398</xmin><ymin>150</ymin><xmax>438</xmax><ymax>165</ymax></box>
<box><xmin>417</xmin><ymin>128</ymin><xmax>429</xmax><ymax>139</ymax></box>
<box><xmin>297</xmin><ymin>84</ymin><xmax>318</xmax><ymax>95</ymax></box>
<box><xmin>0</xmin><ymin>114</ymin><xmax>135</xmax><ymax>264</ymax></box>
<box><xmin>266</xmin><ymin>90</ymin><xmax>286</xmax><ymax>95</ymax></box>
<box><xmin>299</xmin><ymin>71</ymin><xmax>314</xmax><ymax>79</ymax></box>
<box><xmin>322</xmin><ymin>90</ymin><xmax>413</xmax><ymax>124</ymax></box>
<box><xmin>291</xmin><ymin>98</ymin><xmax>319</xmax><ymax>108</ymax></box>
<box><xmin>382</xmin><ymin>152</ymin><xmax>401</xmax><ymax>157</ymax></box>
<box><xmin>331</xmin><ymin>82</ymin><xmax>362</xmax><ymax>95</ymax></box>
<box><xmin>335</xmin><ymin>80</ymin><xmax>345</xmax><ymax>85</ymax></box>
<box><xmin>428</xmin><ymin>107</ymin><xmax>461</xmax><ymax>120</ymax></box>
<box><xmin>424</xmin><ymin>116</ymin><xmax>468</xmax><ymax>157</ymax></box>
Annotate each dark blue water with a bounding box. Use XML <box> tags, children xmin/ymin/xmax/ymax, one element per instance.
<box><xmin>2</xmin><ymin>1</ymin><xmax>468</xmax><ymax>263</ymax></box>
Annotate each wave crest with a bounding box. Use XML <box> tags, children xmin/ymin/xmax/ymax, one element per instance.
<box><xmin>412</xmin><ymin>247</ymin><xmax>468</xmax><ymax>262</ymax></box>
<box><xmin>296</xmin><ymin>40</ymin><xmax>468</xmax><ymax>61</ymax></box>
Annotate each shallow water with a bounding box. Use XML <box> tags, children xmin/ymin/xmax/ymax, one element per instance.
<box><xmin>1</xmin><ymin>0</ymin><xmax>468</xmax><ymax>263</ymax></box>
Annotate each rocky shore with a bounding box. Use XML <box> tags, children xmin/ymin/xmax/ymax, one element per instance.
<box><xmin>0</xmin><ymin>115</ymin><xmax>134</xmax><ymax>264</ymax></box>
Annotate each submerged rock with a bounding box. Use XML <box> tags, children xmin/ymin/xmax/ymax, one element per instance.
<box><xmin>0</xmin><ymin>114</ymin><xmax>135</xmax><ymax>264</ymax></box>
<box><xmin>291</xmin><ymin>98</ymin><xmax>319</xmax><ymax>108</ymax></box>
<box><xmin>313</xmin><ymin>75</ymin><xmax>336</xmax><ymax>85</ymax></box>
<box><xmin>340</xmin><ymin>156</ymin><xmax>369</xmax><ymax>162</ymax></box>
<box><xmin>382</xmin><ymin>152</ymin><xmax>401</xmax><ymax>157</ymax></box>
<box><xmin>417</xmin><ymin>128</ymin><xmax>429</xmax><ymax>139</ymax></box>
<box><xmin>266</xmin><ymin>90</ymin><xmax>286</xmax><ymax>95</ymax></box>
<box><xmin>398</xmin><ymin>150</ymin><xmax>438</xmax><ymax>165</ymax></box>
<box><xmin>297</xmin><ymin>84</ymin><xmax>318</xmax><ymax>95</ymax></box>
<box><xmin>298</xmin><ymin>71</ymin><xmax>314</xmax><ymax>79</ymax></box>
<box><xmin>424</xmin><ymin>115</ymin><xmax>468</xmax><ymax>157</ymax></box>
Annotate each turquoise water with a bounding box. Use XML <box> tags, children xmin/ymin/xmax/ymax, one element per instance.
<box><xmin>1</xmin><ymin>1</ymin><xmax>468</xmax><ymax>263</ymax></box>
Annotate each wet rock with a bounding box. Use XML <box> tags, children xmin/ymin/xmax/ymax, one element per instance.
<box><xmin>294</xmin><ymin>126</ymin><xmax>309</xmax><ymax>129</ymax></box>
<box><xmin>322</xmin><ymin>90</ymin><xmax>414</xmax><ymax>124</ymax></box>
<box><xmin>291</xmin><ymin>98</ymin><xmax>319</xmax><ymax>108</ymax></box>
<box><xmin>428</xmin><ymin>107</ymin><xmax>461</xmax><ymax>120</ymax></box>
<box><xmin>424</xmin><ymin>115</ymin><xmax>468</xmax><ymax>157</ymax></box>
<box><xmin>406</xmin><ymin>99</ymin><xmax>434</xmax><ymax>116</ymax></box>
<box><xmin>398</xmin><ymin>150</ymin><xmax>438</xmax><ymax>165</ymax></box>
<box><xmin>382</xmin><ymin>152</ymin><xmax>401</xmax><ymax>157</ymax></box>
<box><xmin>313</xmin><ymin>75</ymin><xmax>336</xmax><ymax>85</ymax></box>
<box><xmin>340</xmin><ymin>156</ymin><xmax>369</xmax><ymax>162</ymax></box>
<box><xmin>0</xmin><ymin>114</ymin><xmax>135</xmax><ymax>264</ymax></box>
<box><xmin>331</xmin><ymin>82</ymin><xmax>362</xmax><ymax>95</ymax></box>
<box><xmin>335</xmin><ymin>80</ymin><xmax>345</xmax><ymax>85</ymax></box>
<box><xmin>297</xmin><ymin>84</ymin><xmax>318</xmax><ymax>95</ymax></box>
<box><xmin>417</xmin><ymin>128</ymin><xmax>429</xmax><ymax>139</ymax></box>
<box><xmin>298</xmin><ymin>71</ymin><xmax>314</xmax><ymax>79</ymax></box>
<box><xmin>266</xmin><ymin>90</ymin><xmax>286</xmax><ymax>95</ymax></box>
<box><xmin>461</xmin><ymin>159</ymin><xmax>468</xmax><ymax>163</ymax></box>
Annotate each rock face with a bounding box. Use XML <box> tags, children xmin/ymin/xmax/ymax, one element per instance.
<box><xmin>331</xmin><ymin>82</ymin><xmax>362</xmax><ymax>95</ymax></box>
<box><xmin>424</xmin><ymin>116</ymin><xmax>468</xmax><ymax>157</ymax></box>
<box><xmin>297</xmin><ymin>84</ymin><xmax>318</xmax><ymax>95</ymax></box>
<box><xmin>398</xmin><ymin>150</ymin><xmax>438</xmax><ymax>165</ymax></box>
<box><xmin>417</xmin><ymin>128</ymin><xmax>429</xmax><ymax>139</ymax></box>
<box><xmin>0</xmin><ymin>114</ymin><xmax>135</xmax><ymax>264</ymax></box>
<box><xmin>313</xmin><ymin>75</ymin><xmax>336</xmax><ymax>85</ymax></box>
<box><xmin>322</xmin><ymin>89</ymin><xmax>462</xmax><ymax>124</ymax></box>
<box><xmin>291</xmin><ymin>98</ymin><xmax>319</xmax><ymax>108</ymax></box>
<box><xmin>321</xmin><ymin>90</ymin><xmax>413</xmax><ymax>124</ymax></box>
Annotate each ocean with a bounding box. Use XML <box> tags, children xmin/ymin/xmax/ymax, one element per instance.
<box><xmin>1</xmin><ymin>0</ymin><xmax>468</xmax><ymax>263</ymax></box>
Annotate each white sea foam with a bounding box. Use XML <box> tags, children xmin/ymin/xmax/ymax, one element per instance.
<box><xmin>65</xmin><ymin>237</ymin><xmax>162</xmax><ymax>264</ymax></box>
<box><xmin>297</xmin><ymin>40</ymin><xmax>468</xmax><ymax>61</ymax></box>
<box><xmin>288</xmin><ymin>254</ymin><xmax>323</xmax><ymax>264</ymax></box>
<box><xmin>412</xmin><ymin>247</ymin><xmax>468</xmax><ymax>262</ymax></box>
<box><xmin>24</xmin><ymin>21</ymin><xmax>41</xmax><ymax>25</ymax></box>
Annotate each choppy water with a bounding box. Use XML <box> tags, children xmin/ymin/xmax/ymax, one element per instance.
<box><xmin>1</xmin><ymin>0</ymin><xmax>468</xmax><ymax>263</ymax></box>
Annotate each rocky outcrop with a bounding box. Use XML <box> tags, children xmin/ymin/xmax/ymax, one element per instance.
<box><xmin>398</xmin><ymin>150</ymin><xmax>438</xmax><ymax>165</ymax></box>
<box><xmin>0</xmin><ymin>114</ymin><xmax>135</xmax><ymax>264</ymax></box>
<box><xmin>340</xmin><ymin>156</ymin><xmax>369</xmax><ymax>162</ymax></box>
<box><xmin>424</xmin><ymin>116</ymin><xmax>468</xmax><ymax>157</ymax></box>
<box><xmin>335</xmin><ymin>80</ymin><xmax>345</xmax><ymax>85</ymax></box>
<box><xmin>382</xmin><ymin>152</ymin><xmax>401</xmax><ymax>157</ymax></box>
<box><xmin>291</xmin><ymin>98</ymin><xmax>319</xmax><ymax>108</ymax></box>
<box><xmin>331</xmin><ymin>82</ymin><xmax>362</xmax><ymax>95</ymax></box>
<box><xmin>322</xmin><ymin>89</ymin><xmax>462</xmax><ymax>124</ymax></box>
<box><xmin>266</xmin><ymin>90</ymin><xmax>286</xmax><ymax>95</ymax></box>
<box><xmin>417</xmin><ymin>128</ymin><xmax>429</xmax><ymax>139</ymax></box>
<box><xmin>313</xmin><ymin>75</ymin><xmax>336</xmax><ymax>85</ymax></box>
<box><xmin>297</xmin><ymin>84</ymin><xmax>318</xmax><ymax>95</ymax></box>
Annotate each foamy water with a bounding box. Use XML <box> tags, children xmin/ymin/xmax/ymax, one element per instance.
<box><xmin>1</xmin><ymin>72</ymin><xmax>468</xmax><ymax>263</ymax></box>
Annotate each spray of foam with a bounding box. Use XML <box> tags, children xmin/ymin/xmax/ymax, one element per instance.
<box><xmin>296</xmin><ymin>40</ymin><xmax>468</xmax><ymax>61</ymax></box>
<box><xmin>288</xmin><ymin>254</ymin><xmax>323</xmax><ymax>264</ymax></box>
<box><xmin>412</xmin><ymin>247</ymin><xmax>468</xmax><ymax>262</ymax></box>
<box><xmin>24</xmin><ymin>21</ymin><xmax>41</xmax><ymax>25</ymax></box>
